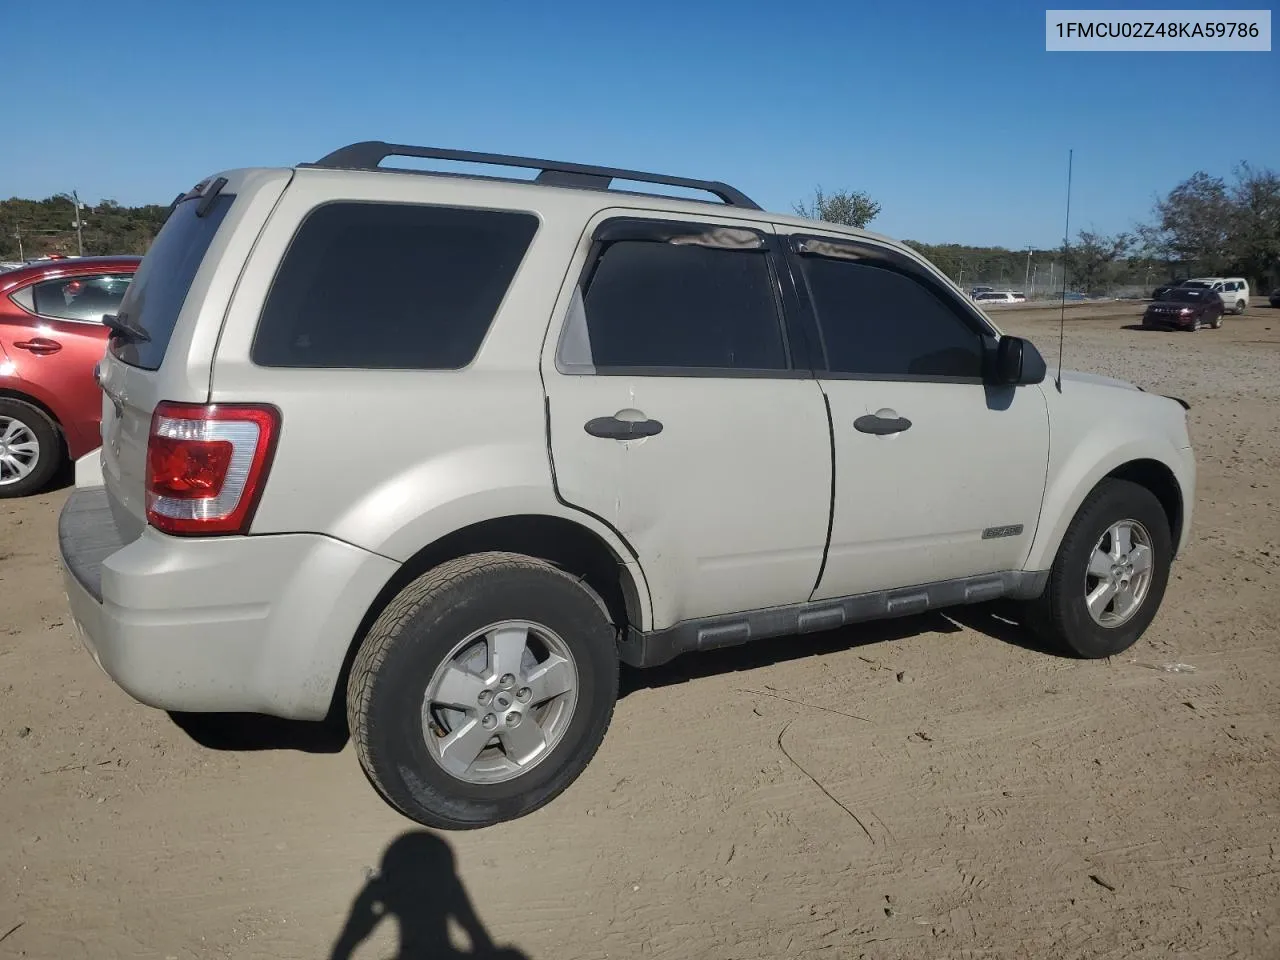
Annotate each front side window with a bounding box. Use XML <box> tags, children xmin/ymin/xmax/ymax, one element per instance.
<box><xmin>798</xmin><ymin>252</ymin><xmax>985</xmax><ymax>379</ymax></box>
<box><xmin>26</xmin><ymin>274</ymin><xmax>132</xmax><ymax>323</ymax></box>
<box><xmin>253</xmin><ymin>202</ymin><xmax>539</xmax><ymax>369</ymax></box>
<box><xmin>575</xmin><ymin>240</ymin><xmax>787</xmax><ymax>371</ymax></box>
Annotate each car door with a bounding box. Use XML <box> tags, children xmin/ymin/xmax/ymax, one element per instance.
<box><xmin>778</xmin><ymin>231</ymin><xmax>1050</xmax><ymax>601</ymax></box>
<box><xmin>2</xmin><ymin>272</ymin><xmax>128</xmax><ymax>451</ymax></box>
<box><xmin>541</xmin><ymin>213</ymin><xmax>833</xmax><ymax>630</ymax></box>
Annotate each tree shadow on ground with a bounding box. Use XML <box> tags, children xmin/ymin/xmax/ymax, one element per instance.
<box><xmin>330</xmin><ymin>830</ymin><xmax>529</xmax><ymax>960</ymax></box>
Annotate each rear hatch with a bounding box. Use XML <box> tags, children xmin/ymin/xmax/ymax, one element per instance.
<box><xmin>97</xmin><ymin>170</ymin><xmax>290</xmax><ymax>543</ymax></box>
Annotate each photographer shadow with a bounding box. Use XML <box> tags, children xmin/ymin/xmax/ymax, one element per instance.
<box><xmin>331</xmin><ymin>830</ymin><xmax>529</xmax><ymax>960</ymax></box>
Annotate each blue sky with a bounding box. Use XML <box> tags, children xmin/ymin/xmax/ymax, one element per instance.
<box><xmin>3</xmin><ymin>0</ymin><xmax>1275</xmax><ymax>247</ymax></box>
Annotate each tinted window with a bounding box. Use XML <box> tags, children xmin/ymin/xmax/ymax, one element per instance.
<box><xmin>800</xmin><ymin>255</ymin><xmax>984</xmax><ymax>378</ymax></box>
<box><xmin>580</xmin><ymin>241</ymin><xmax>786</xmax><ymax>370</ymax></box>
<box><xmin>1168</xmin><ymin>289</ymin><xmax>1210</xmax><ymax>302</ymax></box>
<box><xmin>111</xmin><ymin>193</ymin><xmax>235</xmax><ymax>370</ymax></box>
<box><xmin>30</xmin><ymin>274</ymin><xmax>132</xmax><ymax>323</ymax></box>
<box><xmin>253</xmin><ymin>202</ymin><xmax>538</xmax><ymax>369</ymax></box>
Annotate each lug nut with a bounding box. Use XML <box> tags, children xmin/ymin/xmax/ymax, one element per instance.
<box><xmin>478</xmin><ymin>690</ymin><xmax>493</xmax><ymax>706</ymax></box>
<box><xmin>506</xmin><ymin>711</ymin><xmax>522</xmax><ymax>727</ymax></box>
<box><xmin>482</xmin><ymin>713</ymin><xmax>497</xmax><ymax>730</ymax></box>
<box><xmin>517</xmin><ymin>687</ymin><xmax>531</xmax><ymax>702</ymax></box>
<box><xmin>500</xmin><ymin>673</ymin><xmax>516</xmax><ymax>689</ymax></box>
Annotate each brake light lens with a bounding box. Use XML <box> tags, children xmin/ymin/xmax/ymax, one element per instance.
<box><xmin>146</xmin><ymin>402</ymin><xmax>280</xmax><ymax>536</ymax></box>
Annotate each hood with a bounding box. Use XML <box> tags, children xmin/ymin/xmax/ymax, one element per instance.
<box><xmin>1055</xmin><ymin>370</ymin><xmax>1141</xmax><ymax>391</ymax></box>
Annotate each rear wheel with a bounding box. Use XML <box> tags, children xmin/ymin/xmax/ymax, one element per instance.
<box><xmin>1211</xmin><ymin>310</ymin><xmax>1224</xmax><ymax>329</ymax></box>
<box><xmin>1235</xmin><ymin>300</ymin><xmax>1247</xmax><ymax>315</ymax></box>
<box><xmin>347</xmin><ymin>552</ymin><xmax>619</xmax><ymax>829</ymax></box>
<box><xmin>0</xmin><ymin>398</ymin><xmax>61</xmax><ymax>498</ymax></box>
<box><xmin>1023</xmin><ymin>479</ymin><xmax>1172</xmax><ymax>658</ymax></box>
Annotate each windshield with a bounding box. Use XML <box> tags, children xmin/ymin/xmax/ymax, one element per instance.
<box><xmin>109</xmin><ymin>192</ymin><xmax>235</xmax><ymax>370</ymax></box>
<box><xmin>1181</xmin><ymin>280</ymin><xmax>1211</xmax><ymax>289</ymax></box>
<box><xmin>1167</xmin><ymin>289</ymin><xmax>1210</xmax><ymax>303</ymax></box>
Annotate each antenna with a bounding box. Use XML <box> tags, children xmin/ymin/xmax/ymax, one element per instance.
<box><xmin>1055</xmin><ymin>149</ymin><xmax>1073</xmax><ymax>392</ymax></box>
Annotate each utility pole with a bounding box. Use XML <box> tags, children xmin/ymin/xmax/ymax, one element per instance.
<box><xmin>13</xmin><ymin>227</ymin><xmax>23</xmax><ymax>261</ymax></box>
<box><xmin>71</xmin><ymin>190</ymin><xmax>85</xmax><ymax>257</ymax></box>
<box><xmin>1024</xmin><ymin>245</ymin><xmax>1033</xmax><ymax>292</ymax></box>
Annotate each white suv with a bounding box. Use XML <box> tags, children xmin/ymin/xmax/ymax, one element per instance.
<box><xmin>1181</xmin><ymin>277</ymin><xmax>1250</xmax><ymax>314</ymax></box>
<box><xmin>58</xmin><ymin>142</ymin><xmax>1196</xmax><ymax>829</ymax></box>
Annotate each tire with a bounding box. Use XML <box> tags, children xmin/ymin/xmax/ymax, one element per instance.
<box><xmin>1235</xmin><ymin>300</ymin><xmax>1247</xmax><ymax>316</ymax></box>
<box><xmin>347</xmin><ymin>552</ymin><xmax>619</xmax><ymax>829</ymax></box>
<box><xmin>0</xmin><ymin>398</ymin><xmax>61</xmax><ymax>498</ymax></box>
<box><xmin>1211</xmin><ymin>310</ymin><xmax>1224</xmax><ymax>329</ymax></box>
<box><xmin>1023</xmin><ymin>479</ymin><xmax>1172</xmax><ymax>659</ymax></box>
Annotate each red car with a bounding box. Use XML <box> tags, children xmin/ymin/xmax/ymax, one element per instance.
<box><xmin>0</xmin><ymin>256</ymin><xmax>140</xmax><ymax>496</ymax></box>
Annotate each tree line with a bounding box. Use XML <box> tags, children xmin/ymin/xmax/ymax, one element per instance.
<box><xmin>0</xmin><ymin>195</ymin><xmax>169</xmax><ymax>261</ymax></box>
<box><xmin>796</xmin><ymin>162</ymin><xmax>1279</xmax><ymax>294</ymax></box>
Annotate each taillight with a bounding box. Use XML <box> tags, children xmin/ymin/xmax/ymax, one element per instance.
<box><xmin>146</xmin><ymin>402</ymin><xmax>280</xmax><ymax>536</ymax></box>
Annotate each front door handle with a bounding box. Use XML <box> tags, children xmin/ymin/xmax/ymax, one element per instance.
<box><xmin>13</xmin><ymin>337</ymin><xmax>62</xmax><ymax>355</ymax></box>
<box><xmin>854</xmin><ymin>412</ymin><xmax>912</xmax><ymax>435</ymax></box>
<box><xmin>584</xmin><ymin>413</ymin><xmax>664</xmax><ymax>440</ymax></box>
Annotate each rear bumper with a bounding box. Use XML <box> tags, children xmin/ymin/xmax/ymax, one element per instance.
<box><xmin>58</xmin><ymin>486</ymin><xmax>398</xmax><ymax>720</ymax></box>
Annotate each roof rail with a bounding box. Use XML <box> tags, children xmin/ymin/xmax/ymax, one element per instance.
<box><xmin>302</xmin><ymin>141</ymin><xmax>762</xmax><ymax>210</ymax></box>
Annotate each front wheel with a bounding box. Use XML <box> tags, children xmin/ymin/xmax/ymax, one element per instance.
<box><xmin>347</xmin><ymin>552</ymin><xmax>619</xmax><ymax>829</ymax></box>
<box><xmin>1235</xmin><ymin>300</ymin><xmax>1247</xmax><ymax>315</ymax></box>
<box><xmin>1022</xmin><ymin>479</ymin><xmax>1173</xmax><ymax>658</ymax></box>
<box><xmin>0</xmin><ymin>398</ymin><xmax>61</xmax><ymax>498</ymax></box>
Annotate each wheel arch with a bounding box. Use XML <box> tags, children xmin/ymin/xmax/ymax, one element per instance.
<box><xmin>1103</xmin><ymin>459</ymin><xmax>1184</xmax><ymax>551</ymax></box>
<box><xmin>0</xmin><ymin>386</ymin><xmax>65</xmax><ymax>435</ymax></box>
<box><xmin>0</xmin><ymin>386</ymin><xmax>71</xmax><ymax>463</ymax></box>
<box><xmin>1026</xmin><ymin>443</ymin><xmax>1192</xmax><ymax>573</ymax></box>
<box><xmin>326</xmin><ymin>513</ymin><xmax>649</xmax><ymax>725</ymax></box>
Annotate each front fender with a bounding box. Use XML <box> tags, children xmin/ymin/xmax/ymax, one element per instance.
<box><xmin>1024</xmin><ymin>432</ymin><xmax>1194</xmax><ymax>572</ymax></box>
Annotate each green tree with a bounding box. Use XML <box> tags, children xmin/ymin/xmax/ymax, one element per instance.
<box><xmin>1064</xmin><ymin>230</ymin><xmax>1133</xmax><ymax>294</ymax></box>
<box><xmin>793</xmin><ymin>187</ymin><xmax>881</xmax><ymax>229</ymax></box>
<box><xmin>1149</xmin><ymin>171</ymin><xmax>1233</xmax><ymax>274</ymax></box>
<box><xmin>1227</xmin><ymin>162</ymin><xmax>1280</xmax><ymax>287</ymax></box>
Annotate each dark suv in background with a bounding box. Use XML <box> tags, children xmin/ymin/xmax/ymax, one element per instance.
<box><xmin>1142</xmin><ymin>287</ymin><xmax>1224</xmax><ymax>331</ymax></box>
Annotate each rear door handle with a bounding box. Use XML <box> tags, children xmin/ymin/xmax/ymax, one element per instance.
<box><xmin>13</xmin><ymin>337</ymin><xmax>62</xmax><ymax>355</ymax></box>
<box><xmin>854</xmin><ymin>412</ymin><xmax>912</xmax><ymax>435</ymax></box>
<box><xmin>584</xmin><ymin>414</ymin><xmax>664</xmax><ymax>440</ymax></box>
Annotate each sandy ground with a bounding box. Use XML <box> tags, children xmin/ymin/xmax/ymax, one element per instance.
<box><xmin>2</xmin><ymin>301</ymin><xmax>1278</xmax><ymax>960</ymax></box>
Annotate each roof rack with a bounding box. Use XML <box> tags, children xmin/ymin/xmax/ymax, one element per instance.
<box><xmin>302</xmin><ymin>141</ymin><xmax>762</xmax><ymax>210</ymax></box>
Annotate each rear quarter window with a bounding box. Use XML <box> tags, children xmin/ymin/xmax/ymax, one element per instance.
<box><xmin>110</xmin><ymin>193</ymin><xmax>234</xmax><ymax>370</ymax></box>
<box><xmin>251</xmin><ymin>202</ymin><xmax>539</xmax><ymax>369</ymax></box>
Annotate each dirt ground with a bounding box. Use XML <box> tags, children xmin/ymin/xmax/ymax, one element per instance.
<box><xmin>2</xmin><ymin>301</ymin><xmax>1278</xmax><ymax>960</ymax></box>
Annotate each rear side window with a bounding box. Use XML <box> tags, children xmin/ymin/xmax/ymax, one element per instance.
<box><xmin>799</xmin><ymin>255</ymin><xmax>984</xmax><ymax>379</ymax></box>
<box><xmin>577</xmin><ymin>240</ymin><xmax>787</xmax><ymax>371</ymax></box>
<box><xmin>252</xmin><ymin>202</ymin><xmax>539</xmax><ymax>369</ymax></box>
<box><xmin>30</xmin><ymin>274</ymin><xmax>132</xmax><ymax>323</ymax></box>
<box><xmin>110</xmin><ymin>193</ymin><xmax>234</xmax><ymax>370</ymax></box>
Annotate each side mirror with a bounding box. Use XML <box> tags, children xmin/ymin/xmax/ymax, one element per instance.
<box><xmin>993</xmin><ymin>336</ymin><xmax>1046</xmax><ymax>385</ymax></box>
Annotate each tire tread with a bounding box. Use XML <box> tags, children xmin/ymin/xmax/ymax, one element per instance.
<box><xmin>346</xmin><ymin>551</ymin><xmax>617</xmax><ymax>828</ymax></box>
